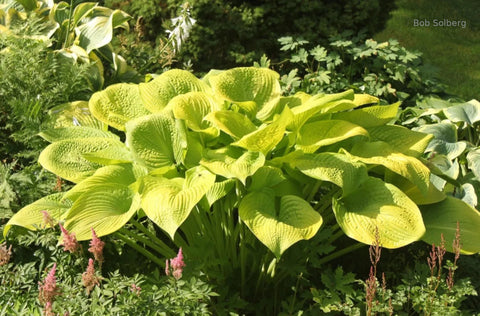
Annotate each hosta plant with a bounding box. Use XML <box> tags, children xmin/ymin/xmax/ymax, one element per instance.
<box><xmin>5</xmin><ymin>67</ymin><xmax>480</xmax><ymax>298</ymax></box>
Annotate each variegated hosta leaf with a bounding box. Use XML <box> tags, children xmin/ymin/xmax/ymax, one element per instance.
<box><xmin>347</xmin><ymin>141</ymin><xmax>431</xmax><ymax>195</ymax></box>
<box><xmin>39</xmin><ymin>126</ymin><xmax>119</xmax><ymax>143</ymax></box>
<box><xmin>296</xmin><ymin>120</ymin><xmax>369</xmax><ymax>153</ymax></box>
<box><xmin>126</xmin><ymin>113</ymin><xmax>186</xmax><ymax>170</ymax></box>
<box><xmin>331</xmin><ymin>103</ymin><xmax>400</xmax><ymax>128</ymax></box>
<box><xmin>239</xmin><ymin>188</ymin><xmax>322</xmax><ymax>257</ymax></box>
<box><xmin>64</xmin><ymin>164</ymin><xmax>137</xmax><ymax>201</ymax></box>
<box><xmin>140</xmin><ymin>166</ymin><xmax>216</xmax><ymax>239</ymax></box>
<box><xmin>39</xmin><ymin>137</ymin><xmax>127</xmax><ymax>183</ymax></box>
<box><xmin>170</xmin><ymin>91</ymin><xmax>220</xmax><ymax>139</ymax></box>
<box><xmin>65</xmin><ymin>184</ymin><xmax>140</xmax><ymax>240</ymax></box>
<box><xmin>49</xmin><ymin>101</ymin><xmax>104</xmax><ymax>129</ymax></box>
<box><xmin>421</xmin><ymin>196</ymin><xmax>480</xmax><ymax>254</ymax></box>
<box><xmin>204</xmin><ymin>110</ymin><xmax>256</xmax><ymax>140</ymax></box>
<box><xmin>367</xmin><ymin>125</ymin><xmax>434</xmax><ymax>157</ymax></box>
<box><xmin>200</xmin><ymin>147</ymin><xmax>265</xmax><ymax>185</ymax></box>
<box><xmin>3</xmin><ymin>193</ymin><xmax>72</xmax><ymax>237</ymax></box>
<box><xmin>208</xmin><ymin>67</ymin><xmax>281</xmax><ymax>114</ymax></box>
<box><xmin>89</xmin><ymin>83</ymin><xmax>150</xmax><ymax>131</ymax></box>
<box><xmin>333</xmin><ymin>177</ymin><xmax>426</xmax><ymax>248</ymax></box>
<box><xmin>139</xmin><ymin>69</ymin><xmax>210</xmax><ymax>113</ymax></box>
<box><xmin>292</xmin><ymin>152</ymin><xmax>368</xmax><ymax>196</ymax></box>
<box><xmin>232</xmin><ymin>106</ymin><xmax>293</xmax><ymax>154</ymax></box>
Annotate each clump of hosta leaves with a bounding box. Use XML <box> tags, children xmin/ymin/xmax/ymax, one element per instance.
<box><xmin>5</xmin><ymin>67</ymin><xmax>480</xmax><ymax>267</ymax></box>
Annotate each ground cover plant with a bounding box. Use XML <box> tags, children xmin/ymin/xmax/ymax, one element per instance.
<box><xmin>4</xmin><ymin>66</ymin><xmax>480</xmax><ymax>313</ymax></box>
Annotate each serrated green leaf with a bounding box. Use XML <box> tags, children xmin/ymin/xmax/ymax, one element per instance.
<box><xmin>65</xmin><ymin>184</ymin><xmax>139</xmax><ymax>240</ymax></box>
<box><xmin>421</xmin><ymin>196</ymin><xmax>480</xmax><ymax>254</ymax></box>
<box><xmin>333</xmin><ymin>177</ymin><xmax>425</xmax><ymax>248</ymax></box>
<box><xmin>140</xmin><ymin>166</ymin><xmax>215</xmax><ymax>239</ymax></box>
<box><xmin>89</xmin><ymin>83</ymin><xmax>150</xmax><ymax>131</ymax></box>
<box><xmin>239</xmin><ymin>188</ymin><xmax>322</xmax><ymax>257</ymax></box>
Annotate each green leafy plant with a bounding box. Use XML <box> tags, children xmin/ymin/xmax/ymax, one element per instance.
<box><xmin>5</xmin><ymin>67</ymin><xmax>480</xmax><ymax>311</ymax></box>
<box><xmin>272</xmin><ymin>33</ymin><xmax>446</xmax><ymax>107</ymax></box>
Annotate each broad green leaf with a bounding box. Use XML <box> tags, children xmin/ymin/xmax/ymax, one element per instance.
<box><xmin>416</xmin><ymin>122</ymin><xmax>466</xmax><ymax>160</ymax></box>
<box><xmin>200</xmin><ymin>147</ymin><xmax>265</xmax><ymax>184</ymax></box>
<box><xmin>367</xmin><ymin>125</ymin><xmax>433</xmax><ymax>157</ymax></box>
<box><xmin>170</xmin><ymin>91</ymin><xmax>220</xmax><ymax>139</ymax></box>
<box><xmin>348</xmin><ymin>141</ymin><xmax>430</xmax><ymax>195</ymax></box>
<box><xmin>443</xmin><ymin>100</ymin><xmax>480</xmax><ymax>126</ymax></box>
<box><xmin>257</xmin><ymin>95</ymin><xmax>302</xmax><ymax>122</ymax></box>
<box><xmin>421</xmin><ymin>196</ymin><xmax>480</xmax><ymax>254</ymax></box>
<box><xmin>15</xmin><ymin>0</ymin><xmax>37</xmax><ymax>11</ymax></box>
<box><xmin>89</xmin><ymin>83</ymin><xmax>150</xmax><ymax>131</ymax></box>
<box><xmin>352</xmin><ymin>94</ymin><xmax>379</xmax><ymax>106</ymax></box>
<box><xmin>331</xmin><ymin>103</ymin><xmax>400</xmax><ymax>128</ymax></box>
<box><xmin>428</xmin><ymin>154</ymin><xmax>460</xmax><ymax>180</ymax></box>
<box><xmin>126</xmin><ymin>113</ymin><xmax>185</xmax><ymax>170</ymax></box>
<box><xmin>209</xmin><ymin>67</ymin><xmax>281</xmax><ymax>113</ymax></box>
<box><xmin>39</xmin><ymin>126</ymin><xmax>118</xmax><ymax>143</ymax></box>
<box><xmin>65</xmin><ymin>184</ymin><xmax>139</xmax><ymax>240</ymax></box>
<box><xmin>296</xmin><ymin>120</ymin><xmax>369</xmax><ymax>153</ymax></box>
<box><xmin>384</xmin><ymin>171</ymin><xmax>445</xmax><ymax>205</ymax></box>
<box><xmin>39</xmin><ymin>137</ymin><xmax>126</xmax><ymax>183</ymax></box>
<box><xmin>49</xmin><ymin>101</ymin><xmax>104</xmax><ymax>129</ymax></box>
<box><xmin>140</xmin><ymin>166</ymin><xmax>216</xmax><ymax>239</ymax></box>
<box><xmin>248</xmin><ymin>166</ymin><xmax>286</xmax><ymax>192</ymax></box>
<box><xmin>64</xmin><ymin>164</ymin><xmax>137</xmax><ymax>201</ymax></box>
<box><xmin>288</xmin><ymin>90</ymin><xmax>355</xmax><ymax>131</ymax></box>
<box><xmin>457</xmin><ymin>183</ymin><xmax>477</xmax><ymax>208</ymax></box>
<box><xmin>467</xmin><ymin>149</ymin><xmax>480</xmax><ymax>179</ymax></box>
<box><xmin>4</xmin><ymin>193</ymin><xmax>72</xmax><ymax>237</ymax></box>
<box><xmin>292</xmin><ymin>153</ymin><xmax>368</xmax><ymax>196</ymax></box>
<box><xmin>232</xmin><ymin>106</ymin><xmax>293</xmax><ymax>154</ymax></box>
<box><xmin>205</xmin><ymin>179</ymin><xmax>236</xmax><ymax>206</ymax></box>
<box><xmin>239</xmin><ymin>188</ymin><xmax>322</xmax><ymax>257</ymax></box>
<box><xmin>139</xmin><ymin>69</ymin><xmax>210</xmax><ymax>113</ymax></box>
<box><xmin>77</xmin><ymin>15</ymin><xmax>114</xmax><ymax>53</ymax></box>
<box><xmin>82</xmin><ymin>142</ymin><xmax>133</xmax><ymax>165</ymax></box>
<box><xmin>204</xmin><ymin>110</ymin><xmax>256</xmax><ymax>140</ymax></box>
<box><xmin>333</xmin><ymin>177</ymin><xmax>425</xmax><ymax>248</ymax></box>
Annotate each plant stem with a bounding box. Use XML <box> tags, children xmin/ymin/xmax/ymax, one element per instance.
<box><xmin>119</xmin><ymin>227</ymin><xmax>172</xmax><ymax>258</ymax></box>
<box><xmin>130</xmin><ymin>219</ymin><xmax>176</xmax><ymax>257</ymax></box>
<box><xmin>317</xmin><ymin>243</ymin><xmax>366</xmax><ymax>266</ymax></box>
<box><xmin>115</xmin><ymin>232</ymin><xmax>164</xmax><ymax>267</ymax></box>
<box><xmin>63</xmin><ymin>0</ymin><xmax>75</xmax><ymax>48</ymax></box>
<box><xmin>326</xmin><ymin>224</ymin><xmax>344</xmax><ymax>244</ymax></box>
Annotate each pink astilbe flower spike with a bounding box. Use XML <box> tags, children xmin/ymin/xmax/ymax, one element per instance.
<box><xmin>39</xmin><ymin>263</ymin><xmax>60</xmax><ymax>315</ymax></box>
<box><xmin>0</xmin><ymin>243</ymin><xmax>12</xmax><ymax>266</ymax></box>
<box><xmin>165</xmin><ymin>259</ymin><xmax>170</xmax><ymax>276</ymax></box>
<box><xmin>41</xmin><ymin>210</ymin><xmax>55</xmax><ymax>228</ymax></box>
<box><xmin>167</xmin><ymin>248</ymin><xmax>185</xmax><ymax>280</ymax></box>
<box><xmin>88</xmin><ymin>228</ymin><xmax>105</xmax><ymax>265</ymax></box>
<box><xmin>59</xmin><ymin>224</ymin><xmax>80</xmax><ymax>254</ymax></box>
<box><xmin>82</xmin><ymin>258</ymin><xmax>100</xmax><ymax>295</ymax></box>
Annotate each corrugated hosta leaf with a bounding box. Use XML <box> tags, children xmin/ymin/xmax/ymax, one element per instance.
<box><xmin>200</xmin><ymin>147</ymin><xmax>265</xmax><ymax>185</ymax></box>
<box><xmin>421</xmin><ymin>196</ymin><xmax>480</xmax><ymax>254</ymax></box>
<box><xmin>367</xmin><ymin>125</ymin><xmax>434</xmax><ymax>157</ymax></box>
<box><xmin>38</xmin><ymin>137</ymin><xmax>127</xmax><ymax>183</ymax></box>
<box><xmin>126</xmin><ymin>113</ymin><xmax>186</xmax><ymax>170</ymax></box>
<box><xmin>333</xmin><ymin>177</ymin><xmax>426</xmax><ymax>248</ymax></box>
<box><xmin>331</xmin><ymin>103</ymin><xmax>400</xmax><ymax>128</ymax></box>
<box><xmin>415</xmin><ymin>122</ymin><xmax>467</xmax><ymax>160</ymax></box>
<box><xmin>467</xmin><ymin>148</ymin><xmax>480</xmax><ymax>179</ymax></box>
<box><xmin>292</xmin><ymin>153</ymin><xmax>368</xmax><ymax>196</ymax></box>
<box><xmin>239</xmin><ymin>188</ymin><xmax>322</xmax><ymax>257</ymax></box>
<box><xmin>64</xmin><ymin>164</ymin><xmax>137</xmax><ymax>201</ymax></box>
<box><xmin>232</xmin><ymin>106</ymin><xmax>293</xmax><ymax>154</ymax></box>
<box><xmin>139</xmin><ymin>69</ymin><xmax>210</xmax><ymax>113</ymax></box>
<box><xmin>248</xmin><ymin>166</ymin><xmax>286</xmax><ymax>192</ymax></box>
<box><xmin>65</xmin><ymin>184</ymin><xmax>139</xmax><ymax>240</ymax></box>
<box><xmin>39</xmin><ymin>126</ymin><xmax>119</xmax><ymax>143</ymax></box>
<box><xmin>347</xmin><ymin>141</ymin><xmax>431</xmax><ymax>195</ymax></box>
<box><xmin>140</xmin><ymin>166</ymin><xmax>216</xmax><ymax>239</ymax></box>
<box><xmin>208</xmin><ymin>67</ymin><xmax>281</xmax><ymax>114</ymax></box>
<box><xmin>296</xmin><ymin>120</ymin><xmax>369</xmax><ymax>153</ymax></box>
<box><xmin>49</xmin><ymin>101</ymin><xmax>104</xmax><ymax>129</ymax></box>
<box><xmin>443</xmin><ymin>99</ymin><xmax>480</xmax><ymax>126</ymax></box>
<box><xmin>4</xmin><ymin>193</ymin><xmax>72</xmax><ymax>237</ymax></box>
<box><xmin>89</xmin><ymin>83</ymin><xmax>150</xmax><ymax>131</ymax></box>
